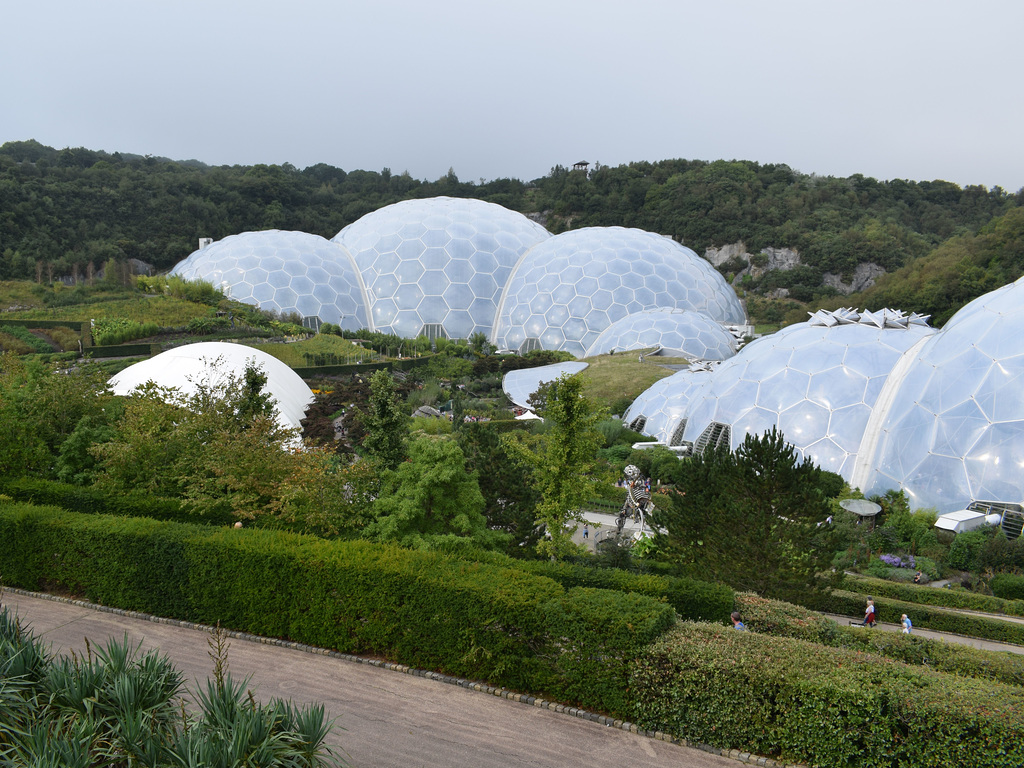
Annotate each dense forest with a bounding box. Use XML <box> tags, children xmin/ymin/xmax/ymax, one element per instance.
<box><xmin>1</xmin><ymin>139</ymin><xmax>1022</xmax><ymax>325</ymax></box>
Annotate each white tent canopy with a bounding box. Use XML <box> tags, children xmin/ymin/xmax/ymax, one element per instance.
<box><xmin>108</xmin><ymin>342</ymin><xmax>314</xmax><ymax>433</ymax></box>
<box><xmin>501</xmin><ymin>361</ymin><xmax>588</xmax><ymax>409</ymax></box>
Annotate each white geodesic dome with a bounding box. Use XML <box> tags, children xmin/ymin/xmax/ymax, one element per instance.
<box><xmin>108</xmin><ymin>341</ymin><xmax>315</xmax><ymax>433</ymax></box>
<box><xmin>860</xmin><ymin>276</ymin><xmax>1024</xmax><ymax>512</ymax></box>
<box><xmin>491</xmin><ymin>227</ymin><xmax>745</xmax><ymax>358</ymax></box>
<box><xmin>674</xmin><ymin>310</ymin><xmax>936</xmax><ymax>479</ymax></box>
<box><xmin>169</xmin><ymin>230</ymin><xmax>368</xmax><ymax>330</ymax></box>
<box><xmin>582</xmin><ymin>308</ymin><xmax>738</xmax><ymax>360</ymax></box>
<box><xmin>622</xmin><ymin>367</ymin><xmax>716</xmax><ymax>445</ymax></box>
<box><xmin>332</xmin><ymin>196</ymin><xmax>550</xmax><ymax>340</ymax></box>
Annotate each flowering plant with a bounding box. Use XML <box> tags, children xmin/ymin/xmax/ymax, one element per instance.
<box><xmin>879</xmin><ymin>553</ymin><xmax>915</xmax><ymax>569</ymax></box>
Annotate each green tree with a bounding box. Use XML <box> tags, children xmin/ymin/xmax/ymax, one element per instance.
<box><xmin>457</xmin><ymin>422</ymin><xmax>542</xmax><ymax>549</ymax></box>
<box><xmin>515</xmin><ymin>373</ymin><xmax>605</xmax><ymax>559</ymax></box>
<box><xmin>364</xmin><ymin>436</ymin><xmax>505</xmax><ymax>550</ymax></box>
<box><xmin>361</xmin><ymin>369</ymin><xmax>408</xmax><ymax>470</ymax></box>
<box><xmin>651</xmin><ymin>427</ymin><xmax>835</xmax><ymax>600</ymax></box>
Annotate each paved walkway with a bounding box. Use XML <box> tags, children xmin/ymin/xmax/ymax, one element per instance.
<box><xmin>1</xmin><ymin>589</ymin><xmax>753</xmax><ymax>768</ymax></box>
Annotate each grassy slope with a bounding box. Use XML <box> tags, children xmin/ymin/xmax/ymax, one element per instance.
<box><xmin>579</xmin><ymin>347</ymin><xmax>681</xmax><ymax>410</ymax></box>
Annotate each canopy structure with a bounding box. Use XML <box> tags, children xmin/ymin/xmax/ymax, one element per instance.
<box><xmin>108</xmin><ymin>341</ymin><xmax>314</xmax><ymax>434</ymax></box>
<box><xmin>501</xmin><ymin>361</ymin><xmax>588</xmax><ymax>409</ymax></box>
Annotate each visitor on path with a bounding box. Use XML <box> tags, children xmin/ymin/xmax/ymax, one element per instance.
<box><xmin>583</xmin><ymin>525</ymin><xmax>589</xmax><ymax>539</ymax></box>
<box><xmin>852</xmin><ymin>597</ymin><xmax>876</xmax><ymax>627</ymax></box>
<box><xmin>902</xmin><ymin>614</ymin><xmax>913</xmax><ymax>634</ymax></box>
<box><xmin>731</xmin><ymin>611</ymin><xmax>747</xmax><ymax>631</ymax></box>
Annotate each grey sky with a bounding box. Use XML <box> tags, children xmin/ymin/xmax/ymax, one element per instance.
<box><xmin>3</xmin><ymin>0</ymin><xmax>1021</xmax><ymax>191</ymax></box>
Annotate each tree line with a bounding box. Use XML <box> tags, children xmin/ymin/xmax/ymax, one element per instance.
<box><xmin>2</xmin><ymin>139</ymin><xmax>1021</xmax><ymax>324</ymax></box>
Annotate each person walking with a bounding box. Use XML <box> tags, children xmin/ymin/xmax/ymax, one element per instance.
<box><xmin>851</xmin><ymin>597</ymin><xmax>876</xmax><ymax>627</ymax></box>
<box><xmin>731</xmin><ymin>611</ymin><xmax>747</xmax><ymax>631</ymax></box>
<box><xmin>901</xmin><ymin>613</ymin><xmax>913</xmax><ymax>634</ymax></box>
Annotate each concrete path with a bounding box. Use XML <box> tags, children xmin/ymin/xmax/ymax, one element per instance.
<box><xmin>2</xmin><ymin>589</ymin><xmax>744</xmax><ymax>768</ymax></box>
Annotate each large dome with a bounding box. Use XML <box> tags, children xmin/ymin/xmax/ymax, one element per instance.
<box><xmin>108</xmin><ymin>341</ymin><xmax>315</xmax><ymax>434</ymax></box>
<box><xmin>491</xmin><ymin>227</ymin><xmax>745</xmax><ymax>358</ymax></box>
<box><xmin>332</xmin><ymin>196</ymin><xmax>550</xmax><ymax>340</ymax></box>
<box><xmin>677</xmin><ymin>310</ymin><xmax>936</xmax><ymax>479</ymax></box>
<box><xmin>169</xmin><ymin>231</ymin><xmax>368</xmax><ymax>330</ymax></box>
<box><xmin>622</xmin><ymin>367</ymin><xmax>715</xmax><ymax>445</ymax></box>
<box><xmin>583</xmin><ymin>308</ymin><xmax>738</xmax><ymax>360</ymax></box>
<box><xmin>861</xmin><ymin>277</ymin><xmax>1024</xmax><ymax>512</ymax></box>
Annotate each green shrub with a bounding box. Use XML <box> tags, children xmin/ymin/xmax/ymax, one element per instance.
<box><xmin>946</xmin><ymin>528</ymin><xmax>989</xmax><ymax>571</ymax></box>
<box><xmin>810</xmin><ymin>589</ymin><xmax>1024</xmax><ymax>645</ymax></box>
<box><xmin>91</xmin><ymin>317</ymin><xmax>161</xmax><ymax>345</ymax></box>
<box><xmin>631</xmin><ymin>622</ymin><xmax>1024</xmax><ymax>768</ymax></box>
<box><xmin>0</xmin><ymin>502</ymin><xmax>675</xmax><ymax>713</ymax></box>
<box><xmin>991</xmin><ymin>573</ymin><xmax>1024</xmax><ymax>601</ymax></box>
<box><xmin>734</xmin><ymin>592</ymin><xmax>1024</xmax><ymax>688</ymax></box>
<box><xmin>844</xmin><ymin>574</ymin><xmax>1024</xmax><ymax>617</ymax></box>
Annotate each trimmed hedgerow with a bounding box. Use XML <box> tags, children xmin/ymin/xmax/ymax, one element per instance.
<box><xmin>810</xmin><ymin>589</ymin><xmax>1024</xmax><ymax>645</ymax></box>
<box><xmin>0</xmin><ymin>476</ymin><xmax>231</xmax><ymax>526</ymax></box>
<box><xmin>512</xmin><ymin>559</ymin><xmax>734</xmax><ymax>624</ymax></box>
<box><xmin>0</xmin><ymin>502</ymin><xmax>674</xmax><ymax>710</ymax></box>
<box><xmin>991</xmin><ymin>573</ymin><xmax>1024</xmax><ymax>602</ymax></box>
<box><xmin>846</xmin><ymin>574</ymin><xmax>1024</xmax><ymax>617</ymax></box>
<box><xmin>735</xmin><ymin>592</ymin><xmax>1024</xmax><ymax>688</ymax></box>
<box><xmin>631</xmin><ymin>622</ymin><xmax>1024</xmax><ymax>768</ymax></box>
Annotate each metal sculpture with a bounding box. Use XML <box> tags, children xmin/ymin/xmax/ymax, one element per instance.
<box><xmin>617</xmin><ymin>464</ymin><xmax>654</xmax><ymax>534</ymax></box>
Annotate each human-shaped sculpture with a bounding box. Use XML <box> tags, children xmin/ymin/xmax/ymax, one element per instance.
<box><xmin>617</xmin><ymin>464</ymin><xmax>654</xmax><ymax>533</ymax></box>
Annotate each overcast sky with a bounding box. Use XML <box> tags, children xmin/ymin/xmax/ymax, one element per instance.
<box><xmin>3</xmin><ymin>1</ymin><xmax>1021</xmax><ymax>191</ymax></box>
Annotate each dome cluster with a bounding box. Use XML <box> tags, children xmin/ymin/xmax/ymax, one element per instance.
<box><xmin>169</xmin><ymin>197</ymin><xmax>744</xmax><ymax>359</ymax></box>
<box><xmin>626</xmin><ymin>291</ymin><xmax>1024</xmax><ymax>513</ymax></box>
<box><xmin>169</xmin><ymin>230</ymin><xmax>368</xmax><ymax>330</ymax></box>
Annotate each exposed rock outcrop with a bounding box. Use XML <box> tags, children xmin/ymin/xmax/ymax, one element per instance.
<box><xmin>822</xmin><ymin>262</ymin><xmax>886</xmax><ymax>294</ymax></box>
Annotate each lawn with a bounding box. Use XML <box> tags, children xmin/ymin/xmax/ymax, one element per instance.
<box><xmin>579</xmin><ymin>347</ymin><xmax>681</xmax><ymax>410</ymax></box>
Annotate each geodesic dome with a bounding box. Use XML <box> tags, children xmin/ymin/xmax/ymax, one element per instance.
<box><xmin>860</xmin><ymin>277</ymin><xmax>1024</xmax><ymax>512</ymax></box>
<box><xmin>108</xmin><ymin>341</ymin><xmax>315</xmax><ymax>434</ymax></box>
<box><xmin>583</xmin><ymin>308</ymin><xmax>738</xmax><ymax>360</ymax></box>
<box><xmin>169</xmin><ymin>231</ymin><xmax>368</xmax><ymax>330</ymax></box>
<box><xmin>491</xmin><ymin>227</ymin><xmax>745</xmax><ymax>358</ymax></box>
<box><xmin>332</xmin><ymin>196</ymin><xmax>550</xmax><ymax>340</ymax></box>
<box><xmin>675</xmin><ymin>309</ymin><xmax>936</xmax><ymax>479</ymax></box>
<box><xmin>622</xmin><ymin>367</ymin><xmax>716</xmax><ymax>445</ymax></box>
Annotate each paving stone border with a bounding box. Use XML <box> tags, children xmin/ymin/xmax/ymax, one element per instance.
<box><xmin>3</xmin><ymin>587</ymin><xmax>807</xmax><ymax>768</ymax></box>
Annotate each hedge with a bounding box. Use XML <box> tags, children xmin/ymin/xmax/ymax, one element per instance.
<box><xmin>631</xmin><ymin>623</ymin><xmax>1024</xmax><ymax>768</ymax></box>
<box><xmin>0</xmin><ymin>477</ymin><xmax>231</xmax><ymax>527</ymax></box>
<box><xmin>735</xmin><ymin>592</ymin><xmax>1024</xmax><ymax>688</ymax></box>
<box><xmin>846</xmin><ymin>574</ymin><xmax>1024</xmax><ymax>618</ymax></box>
<box><xmin>0</xmin><ymin>502</ymin><xmax>674</xmax><ymax>715</ymax></box>
<box><xmin>810</xmin><ymin>589</ymin><xmax>1024</xmax><ymax>645</ymax></box>
<box><xmin>991</xmin><ymin>574</ymin><xmax>1024</xmax><ymax>601</ymax></box>
<box><xmin>514</xmin><ymin>559</ymin><xmax>734</xmax><ymax>624</ymax></box>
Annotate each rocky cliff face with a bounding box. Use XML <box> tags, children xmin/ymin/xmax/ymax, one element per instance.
<box><xmin>704</xmin><ymin>242</ymin><xmax>885</xmax><ymax>295</ymax></box>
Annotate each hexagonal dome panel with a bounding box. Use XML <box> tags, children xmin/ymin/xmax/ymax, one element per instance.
<box><xmin>492</xmin><ymin>227</ymin><xmax>745</xmax><ymax>357</ymax></box>
<box><xmin>169</xmin><ymin>230</ymin><xmax>368</xmax><ymax>329</ymax></box>
<box><xmin>583</xmin><ymin>308</ymin><xmax>738</xmax><ymax>360</ymax></box>
<box><xmin>333</xmin><ymin>197</ymin><xmax>550</xmax><ymax>339</ymax></box>
<box><xmin>864</xmin><ymin>276</ymin><xmax>1024</xmax><ymax>511</ymax></box>
<box><xmin>665</xmin><ymin>311</ymin><xmax>936</xmax><ymax>480</ymax></box>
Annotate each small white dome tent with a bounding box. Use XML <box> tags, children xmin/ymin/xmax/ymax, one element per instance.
<box><xmin>108</xmin><ymin>342</ymin><xmax>314</xmax><ymax>434</ymax></box>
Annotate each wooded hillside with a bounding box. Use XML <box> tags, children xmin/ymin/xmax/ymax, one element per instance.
<box><xmin>2</xmin><ymin>139</ymin><xmax>1021</xmax><ymax>325</ymax></box>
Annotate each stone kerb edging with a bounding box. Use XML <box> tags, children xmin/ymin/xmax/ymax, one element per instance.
<box><xmin>2</xmin><ymin>587</ymin><xmax>806</xmax><ymax>768</ymax></box>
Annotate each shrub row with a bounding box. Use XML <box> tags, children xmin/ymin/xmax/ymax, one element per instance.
<box><xmin>0</xmin><ymin>502</ymin><xmax>675</xmax><ymax>716</ymax></box>
<box><xmin>514</xmin><ymin>559</ymin><xmax>734</xmax><ymax>624</ymax></box>
<box><xmin>0</xmin><ymin>324</ymin><xmax>52</xmax><ymax>353</ymax></box>
<box><xmin>846</xmin><ymin>573</ymin><xmax>1024</xmax><ymax>617</ymax></box>
<box><xmin>991</xmin><ymin>573</ymin><xmax>1024</xmax><ymax>601</ymax></box>
<box><xmin>810</xmin><ymin>589</ymin><xmax>1024</xmax><ymax>645</ymax></box>
<box><xmin>631</xmin><ymin>622</ymin><xmax>1024</xmax><ymax>768</ymax></box>
<box><xmin>0</xmin><ymin>477</ymin><xmax>232</xmax><ymax>527</ymax></box>
<box><xmin>735</xmin><ymin>592</ymin><xmax>1024</xmax><ymax>688</ymax></box>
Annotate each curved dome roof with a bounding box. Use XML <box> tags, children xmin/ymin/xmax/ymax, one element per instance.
<box><xmin>677</xmin><ymin>311</ymin><xmax>936</xmax><ymax>479</ymax></box>
<box><xmin>492</xmin><ymin>227</ymin><xmax>745</xmax><ymax>358</ymax></box>
<box><xmin>333</xmin><ymin>196</ymin><xmax>550</xmax><ymax>340</ymax></box>
<box><xmin>583</xmin><ymin>308</ymin><xmax>738</xmax><ymax>360</ymax></box>
<box><xmin>863</xmin><ymin>277</ymin><xmax>1024</xmax><ymax>512</ymax></box>
<box><xmin>622</xmin><ymin>367</ymin><xmax>715</xmax><ymax>445</ymax></box>
<box><xmin>169</xmin><ymin>231</ymin><xmax>368</xmax><ymax>330</ymax></box>
<box><xmin>108</xmin><ymin>341</ymin><xmax>315</xmax><ymax>433</ymax></box>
